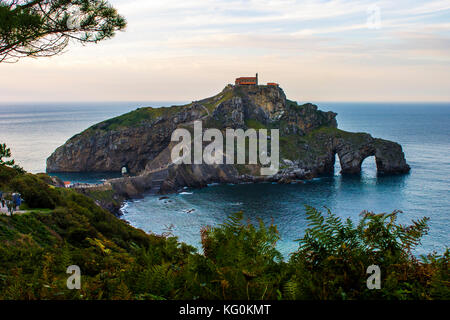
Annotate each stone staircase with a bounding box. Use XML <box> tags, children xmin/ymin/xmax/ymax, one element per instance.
<box><xmin>149</xmin><ymin>168</ymin><xmax>169</xmax><ymax>193</ymax></box>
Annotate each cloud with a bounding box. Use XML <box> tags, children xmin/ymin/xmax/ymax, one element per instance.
<box><xmin>395</xmin><ymin>0</ymin><xmax>450</xmax><ymax>16</ymax></box>
<box><xmin>1</xmin><ymin>0</ymin><xmax>449</xmax><ymax>102</ymax></box>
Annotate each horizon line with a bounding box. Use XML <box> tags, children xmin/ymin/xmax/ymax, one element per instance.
<box><xmin>1</xmin><ymin>100</ymin><xmax>450</xmax><ymax>105</ymax></box>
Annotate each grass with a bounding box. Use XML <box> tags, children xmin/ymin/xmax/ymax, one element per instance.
<box><xmin>308</xmin><ymin>126</ymin><xmax>371</xmax><ymax>145</ymax></box>
<box><xmin>84</xmin><ymin>105</ymin><xmax>185</xmax><ymax>133</ymax></box>
<box><xmin>0</xmin><ymin>213</ymin><xmax>56</xmax><ymax>245</ymax></box>
<box><xmin>279</xmin><ymin>135</ymin><xmax>307</xmax><ymax>160</ymax></box>
<box><xmin>25</xmin><ymin>208</ymin><xmax>53</xmax><ymax>214</ymax></box>
<box><xmin>73</xmin><ymin>87</ymin><xmax>235</xmax><ymax>136</ymax></box>
<box><xmin>202</xmin><ymin>89</ymin><xmax>234</xmax><ymax>113</ymax></box>
<box><xmin>245</xmin><ymin>119</ymin><xmax>267</xmax><ymax>130</ymax></box>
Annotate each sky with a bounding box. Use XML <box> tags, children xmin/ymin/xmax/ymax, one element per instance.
<box><xmin>1</xmin><ymin>0</ymin><xmax>450</xmax><ymax>103</ymax></box>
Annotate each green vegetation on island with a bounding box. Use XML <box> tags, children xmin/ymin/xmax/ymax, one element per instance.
<box><xmin>89</xmin><ymin>105</ymin><xmax>185</xmax><ymax>132</ymax></box>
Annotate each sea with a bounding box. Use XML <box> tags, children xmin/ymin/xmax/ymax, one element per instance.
<box><xmin>1</xmin><ymin>101</ymin><xmax>449</xmax><ymax>257</ymax></box>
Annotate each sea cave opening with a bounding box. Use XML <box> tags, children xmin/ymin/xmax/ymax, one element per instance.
<box><xmin>334</xmin><ymin>153</ymin><xmax>342</xmax><ymax>176</ymax></box>
<box><xmin>361</xmin><ymin>155</ymin><xmax>377</xmax><ymax>178</ymax></box>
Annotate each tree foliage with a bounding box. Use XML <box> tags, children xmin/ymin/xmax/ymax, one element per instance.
<box><xmin>0</xmin><ymin>143</ymin><xmax>24</xmax><ymax>173</ymax></box>
<box><xmin>0</xmin><ymin>0</ymin><xmax>126</xmax><ymax>62</ymax></box>
<box><xmin>0</xmin><ymin>143</ymin><xmax>14</xmax><ymax>166</ymax></box>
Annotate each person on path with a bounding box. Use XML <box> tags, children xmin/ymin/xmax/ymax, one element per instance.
<box><xmin>14</xmin><ymin>194</ymin><xmax>21</xmax><ymax>211</ymax></box>
<box><xmin>6</xmin><ymin>200</ymin><xmax>14</xmax><ymax>216</ymax></box>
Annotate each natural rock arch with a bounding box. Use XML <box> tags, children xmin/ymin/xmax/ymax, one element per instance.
<box><xmin>332</xmin><ymin>136</ymin><xmax>410</xmax><ymax>175</ymax></box>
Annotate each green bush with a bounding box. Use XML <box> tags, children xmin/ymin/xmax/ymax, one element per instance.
<box><xmin>10</xmin><ymin>174</ymin><xmax>58</xmax><ymax>209</ymax></box>
<box><xmin>0</xmin><ymin>164</ymin><xmax>19</xmax><ymax>190</ymax></box>
<box><xmin>188</xmin><ymin>212</ymin><xmax>285</xmax><ymax>300</ymax></box>
<box><xmin>286</xmin><ymin>206</ymin><xmax>448</xmax><ymax>300</ymax></box>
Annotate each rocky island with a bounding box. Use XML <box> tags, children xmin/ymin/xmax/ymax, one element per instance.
<box><xmin>47</xmin><ymin>83</ymin><xmax>410</xmax><ymax>202</ymax></box>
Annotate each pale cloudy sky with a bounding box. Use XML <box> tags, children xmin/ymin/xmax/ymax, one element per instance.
<box><xmin>1</xmin><ymin>0</ymin><xmax>450</xmax><ymax>102</ymax></box>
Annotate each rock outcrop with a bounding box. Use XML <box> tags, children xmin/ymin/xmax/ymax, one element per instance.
<box><xmin>47</xmin><ymin>84</ymin><xmax>410</xmax><ymax>197</ymax></box>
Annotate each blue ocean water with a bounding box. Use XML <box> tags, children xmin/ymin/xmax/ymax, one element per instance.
<box><xmin>121</xmin><ymin>102</ymin><xmax>450</xmax><ymax>257</ymax></box>
<box><xmin>0</xmin><ymin>102</ymin><xmax>449</xmax><ymax>257</ymax></box>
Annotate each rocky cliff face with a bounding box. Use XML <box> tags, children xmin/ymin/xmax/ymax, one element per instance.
<box><xmin>47</xmin><ymin>84</ymin><xmax>410</xmax><ymax>196</ymax></box>
<box><xmin>46</xmin><ymin>103</ymin><xmax>205</xmax><ymax>174</ymax></box>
